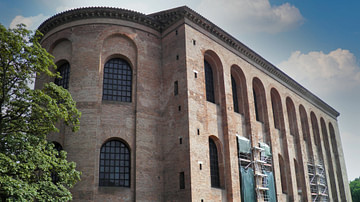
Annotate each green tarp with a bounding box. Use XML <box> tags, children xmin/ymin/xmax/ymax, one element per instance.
<box><xmin>237</xmin><ymin>136</ymin><xmax>251</xmax><ymax>154</ymax></box>
<box><xmin>240</xmin><ymin>167</ymin><xmax>256</xmax><ymax>202</ymax></box>
<box><xmin>264</xmin><ymin>170</ymin><xmax>277</xmax><ymax>202</ymax></box>
<box><xmin>259</xmin><ymin>142</ymin><xmax>271</xmax><ymax>157</ymax></box>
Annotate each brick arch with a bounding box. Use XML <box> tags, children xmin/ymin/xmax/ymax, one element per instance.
<box><xmin>204</xmin><ymin>50</ymin><xmax>224</xmax><ymax>105</ymax></box>
<box><xmin>329</xmin><ymin>122</ymin><xmax>346</xmax><ymax>200</ymax></box>
<box><xmin>310</xmin><ymin>112</ymin><xmax>321</xmax><ymax>148</ymax></box>
<box><xmin>299</xmin><ymin>105</ymin><xmax>314</xmax><ymax>161</ymax></box>
<box><xmin>49</xmin><ymin>38</ymin><xmax>72</xmax><ymax>65</ymax></box>
<box><xmin>285</xmin><ymin>97</ymin><xmax>299</xmax><ymax>137</ymax></box>
<box><xmin>271</xmin><ymin>89</ymin><xmax>294</xmax><ymax>199</ymax></box>
<box><xmin>230</xmin><ymin>65</ymin><xmax>248</xmax><ymax>114</ymax></box>
<box><xmin>101</xmin><ymin>137</ymin><xmax>131</xmax><ymax>153</ymax></box>
<box><xmin>208</xmin><ymin>135</ymin><xmax>225</xmax><ymax>188</ymax></box>
<box><xmin>252</xmin><ymin>77</ymin><xmax>271</xmax><ymax>144</ymax></box>
<box><xmin>252</xmin><ymin>77</ymin><xmax>267</xmax><ymax>124</ymax></box>
<box><xmin>270</xmin><ymin>88</ymin><xmax>285</xmax><ymax>132</ymax></box>
<box><xmin>101</xmin><ymin>33</ymin><xmax>137</xmax><ymax>71</ymax></box>
<box><xmin>286</xmin><ymin>97</ymin><xmax>306</xmax><ymax>199</ymax></box>
<box><xmin>231</xmin><ymin>65</ymin><xmax>251</xmax><ymax>137</ymax></box>
<box><xmin>320</xmin><ymin>117</ymin><xmax>338</xmax><ymax>200</ymax></box>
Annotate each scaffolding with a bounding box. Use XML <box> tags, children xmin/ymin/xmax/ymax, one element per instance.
<box><xmin>308</xmin><ymin>159</ymin><xmax>328</xmax><ymax>202</ymax></box>
<box><xmin>237</xmin><ymin>136</ymin><xmax>256</xmax><ymax>202</ymax></box>
<box><xmin>236</xmin><ymin>136</ymin><xmax>276</xmax><ymax>202</ymax></box>
<box><xmin>253</xmin><ymin>142</ymin><xmax>276</xmax><ymax>202</ymax></box>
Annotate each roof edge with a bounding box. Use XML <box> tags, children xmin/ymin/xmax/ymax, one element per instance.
<box><xmin>37</xmin><ymin>6</ymin><xmax>340</xmax><ymax>118</ymax></box>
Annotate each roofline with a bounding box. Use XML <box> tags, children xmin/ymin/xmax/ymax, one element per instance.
<box><xmin>38</xmin><ymin>6</ymin><xmax>340</xmax><ymax>119</ymax></box>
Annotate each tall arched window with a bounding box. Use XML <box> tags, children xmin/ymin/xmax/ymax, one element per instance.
<box><xmin>270</xmin><ymin>88</ymin><xmax>283</xmax><ymax>130</ymax></box>
<box><xmin>252</xmin><ymin>78</ymin><xmax>267</xmax><ymax>124</ymax></box>
<box><xmin>54</xmin><ymin>62</ymin><xmax>70</xmax><ymax>89</ymax></box>
<box><xmin>329</xmin><ymin>123</ymin><xmax>346</xmax><ymax>201</ymax></box>
<box><xmin>286</xmin><ymin>98</ymin><xmax>298</xmax><ymax>136</ymax></box>
<box><xmin>321</xmin><ymin>118</ymin><xmax>338</xmax><ymax>200</ymax></box>
<box><xmin>103</xmin><ymin>58</ymin><xmax>132</xmax><ymax>102</ymax></box>
<box><xmin>204</xmin><ymin>60</ymin><xmax>215</xmax><ymax>103</ymax></box>
<box><xmin>99</xmin><ymin>140</ymin><xmax>130</xmax><ymax>187</ymax></box>
<box><xmin>310</xmin><ymin>112</ymin><xmax>320</xmax><ymax>147</ymax></box>
<box><xmin>231</xmin><ymin>76</ymin><xmax>239</xmax><ymax>113</ymax></box>
<box><xmin>209</xmin><ymin>138</ymin><xmax>220</xmax><ymax>188</ymax></box>
<box><xmin>299</xmin><ymin>105</ymin><xmax>313</xmax><ymax>162</ymax></box>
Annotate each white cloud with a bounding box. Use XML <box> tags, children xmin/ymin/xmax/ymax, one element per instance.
<box><xmin>197</xmin><ymin>0</ymin><xmax>304</xmax><ymax>33</ymax></box>
<box><xmin>10</xmin><ymin>14</ymin><xmax>49</xmax><ymax>30</ymax></box>
<box><xmin>278</xmin><ymin>48</ymin><xmax>360</xmax><ymax>96</ymax></box>
<box><xmin>52</xmin><ymin>0</ymin><xmax>152</xmax><ymax>14</ymax></box>
<box><xmin>278</xmin><ymin>49</ymin><xmax>360</xmax><ymax>181</ymax></box>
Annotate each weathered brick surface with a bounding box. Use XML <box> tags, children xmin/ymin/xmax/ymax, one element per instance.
<box><xmin>36</xmin><ymin>6</ymin><xmax>351</xmax><ymax>202</ymax></box>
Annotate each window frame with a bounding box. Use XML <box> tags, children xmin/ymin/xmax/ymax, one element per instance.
<box><xmin>204</xmin><ymin>60</ymin><xmax>215</xmax><ymax>103</ymax></box>
<box><xmin>99</xmin><ymin>139</ymin><xmax>131</xmax><ymax>187</ymax></box>
<box><xmin>231</xmin><ymin>76</ymin><xmax>239</xmax><ymax>113</ymax></box>
<box><xmin>102</xmin><ymin>58</ymin><xmax>132</xmax><ymax>102</ymax></box>
<box><xmin>54</xmin><ymin>62</ymin><xmax>70</xmax><ymax>89</ymax></box>
<box><xmin>209</xmin><ymin>138</ymin><xmax>220</xmax><ymax>188</ymax></box>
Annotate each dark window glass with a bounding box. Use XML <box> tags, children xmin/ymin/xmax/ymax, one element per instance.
<box><xmin>99</xmin><ymin>140</ymin><xmax>130</xmax><ymax>187</ymax></box>
<box><xmin>231</xmin><ymin>76</ymin><xmax>239</xmax><ymax>113</ymax></box>
<box><xmin>54</xmin><ymin>62</ymin><xmax>70</xmax><ymax>89</ymax></box>
<box><xmin>103</xmin><ymin>58</ymin><xmax>132</xmax><ymax>102</ymax></box>
<box><xmin>174</xmin><ymin>81</ymin><xmax>178</xmax><ymax>95</ymax></box>
<box><xmin>204</xmin><ymin>60</ymin><xmax>215</xmax><ymax>103</ymax></box>
<box><xmin>209</xmin><ymin>138</ymin><xmax>220</xmax><ymax>188</ymax></box>
<box><xmin>271</xmin><ymin>99</ymin><xmax>278</xmax><ymax>128</ymax></box>
<box><xmin>253</xmin><ymin>89</ymin><xmax>260</xmax><ymax>121</ymax></box>
<box><xmin>179</xmin><ymin>172</ymin><xmax>185</xmax><ymax>189</ymax></box>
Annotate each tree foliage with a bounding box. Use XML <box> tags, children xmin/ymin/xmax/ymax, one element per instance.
<box><xmin>0</xmin><ymin>24</ymin><xmax>81</xmax><ymax>201</ymax></box>
<box><xmin>351</xmin><ymin>177</ymin><xmax>360</xmax><ymax>202</ymax></box>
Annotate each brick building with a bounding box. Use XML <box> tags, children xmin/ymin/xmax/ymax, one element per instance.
<box><xmin>36</xmin><ymin>6</ymin><xmax>351</xmax><ymax>201</ymax></box>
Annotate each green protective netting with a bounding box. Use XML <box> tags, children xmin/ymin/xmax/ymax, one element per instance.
<box><xmin>240</xmin><ymin>167</ymin><xmax>256</xmax><ymax>202</ymax></box>
<box><xmin>264</xmin><ymin>170</ymin><xmax>276</xmax><ymax>202</ymax></box>
<box><xmin>237</xmin><ymin>136</ymin><xmax>251</xmax><ymax>154</ymax></box>
<box><xmin>259</xmin><ymin>142</ymin><xmax>271</xmax><ymax>157</ymax></box>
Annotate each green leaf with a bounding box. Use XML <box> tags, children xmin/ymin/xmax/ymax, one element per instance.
<box><xmin>0</xmin><ymin>23</ymin><xmax>81</xmax><ymax>201</ymax></box>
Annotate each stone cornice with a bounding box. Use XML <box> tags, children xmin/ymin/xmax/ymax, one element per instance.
<box><xmin>38</xmin><ymin>7</ymin><xmax>163</xmax><ymax>34</ymax></box>
<box><xmin>38</xmin><ymin>6</ymin><xmax>339</xmax><ymax>118</ymax></box>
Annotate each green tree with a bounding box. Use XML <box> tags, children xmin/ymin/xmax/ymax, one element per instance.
<box><xmin>0</xmin><ymin>24</ymin><xmax>81</xmax><ymax>201</ymax></box>
<box><xmin>351</xmin><ymin>177</ymin><xmax>360</xmax><ymax>202</ymax></box>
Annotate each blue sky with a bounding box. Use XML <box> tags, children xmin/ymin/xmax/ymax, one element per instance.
<box><xmin>1</xmin><ymin>0</ymin><xmax>359</xmax><ymax>181</ymax></box>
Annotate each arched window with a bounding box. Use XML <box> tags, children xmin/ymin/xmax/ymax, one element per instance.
<box><xmin>252</xmin><ymin>78</ymin><xmax>267</xmax><ymax>123</ymax></box>
<box><xmin>54</xmin><ymin>62</ymin><xmax>70</xmax><ymax>89</ymax></box>
<box><xmin>310</xmin><ymin>112</ymin><xmax>320</xmax><ymax>147</ymax></box>
<box><xmin>204</xmin><ymin>60</ymin><xmax>215</xmax><ymax>103</ymax></box>
<box><xmin>253</xmin><ymin>89</ymin><xmax>260</xmax><ymax>121</ymax></box>
<box><xmin>270</xmin><ymin>88</ymin><xmax>283</xmax><ymax>130</ymax></box>
<box><xmin>209</xmin><ymin>138</ymin><xmax>220</xmax><ymax>187</ymax></box>
<box><xmin>231</xmin><ymin>76</ymin><xmax>239</xmax><ymax>113</ymax></box>
<box><xmin>286</xmin><ymin>98</ymin><xmax>298</xmax><ymax>136</ymax></box>
<box><xmin>299</xmin><ymin>105</ymin><xmax>313</xmax><ymax>162</ymax></box>
<box><xmin>329</xmin><ymin>123</ymin><xmax>346</xmax><ymax>200</ymax></box>
<box><xmin>321</xmin><ymin>118</ymin><xmax>338</xmax><ymax>200</ymax></box>
<box><xmin>99</xmin><ymin>140</ymin><xmax>130</xmax><ymax>187</ymax></box>
<box><xmin>103</xmin><ymin>58</ymin><xmax>132</xmax><ymax>102</ymax></box>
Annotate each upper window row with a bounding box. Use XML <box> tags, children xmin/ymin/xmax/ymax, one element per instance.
<box><xmin>54</xmin><ymin>58</ymin><xmax>133</xmax><ymax>102</ymax></box>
